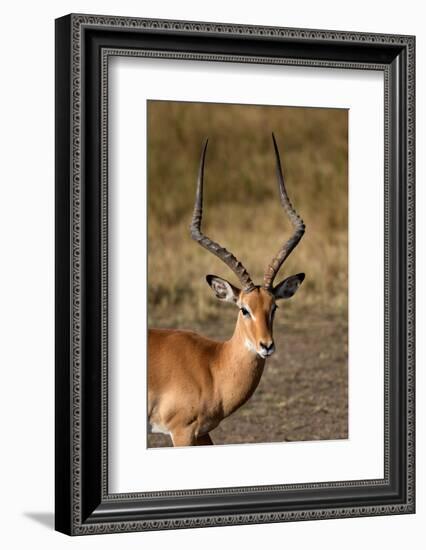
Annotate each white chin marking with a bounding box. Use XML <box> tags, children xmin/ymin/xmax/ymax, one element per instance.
<box><xmin>244</xmin><ymin>338</ymin><xmax>257</xmax><ymax>354</ymax></box>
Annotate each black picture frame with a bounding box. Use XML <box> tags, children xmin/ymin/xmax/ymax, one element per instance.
<box><xmin>55</xmin><ymin>13</ymin><xmax>415</xmax><ymax>535</ymax></box>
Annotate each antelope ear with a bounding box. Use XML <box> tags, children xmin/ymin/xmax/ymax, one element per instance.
<box><xmin>206</xmin><ymin>275</ymin><xmax>240</xmax><ymax>304</ymax></box>
<box><xmin>273</xmin><ymin>273</ymin><xmax>305</xmax><ymax>300</ymax></box>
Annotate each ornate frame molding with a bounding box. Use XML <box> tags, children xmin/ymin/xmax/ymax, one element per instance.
<box><xmin>55</xmin><ymin>14</ymin><xmax>415</xmax><ymax>535</ymax></box>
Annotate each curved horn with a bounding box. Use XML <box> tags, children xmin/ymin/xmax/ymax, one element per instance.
<box><xmin>190</xmin><ymin>139</ymin><xmax>256</xmax><ymax>293</ymax></box>
<box><xmin>263</xmin><ymin>133</ymin><xmax>305</xmax><ymax>290</ymax></box>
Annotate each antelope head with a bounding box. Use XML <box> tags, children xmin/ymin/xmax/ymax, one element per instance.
<box><xmin>190</xmin><ymin>134</ymin><xmax>305</xmax><ymax>359</ymax></box>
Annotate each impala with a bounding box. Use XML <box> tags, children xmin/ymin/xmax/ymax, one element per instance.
<box><xmin>148</xmin><ymin>134</ymin><xmax>305</xmax><ymax>446</ymax></box>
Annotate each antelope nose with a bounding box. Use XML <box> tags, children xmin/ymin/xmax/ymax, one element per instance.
<box><xmin>260</xmin><ymin>341</ymin><xmax>275</xmax><ymax>356</ymax></box>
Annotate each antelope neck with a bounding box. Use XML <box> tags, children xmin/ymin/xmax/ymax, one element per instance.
<box><xmin>213</xmin><ymin>321</ymin><xmax>265</xmax><ymax>417</ymax></box>
<box><xmin>220</xmin><ymin>315</ymin><xmax>265</xmax><ymax>367</ymax></box>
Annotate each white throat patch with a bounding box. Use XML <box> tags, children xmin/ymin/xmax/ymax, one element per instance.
<box><xmin>244</xmin><ymin>338</ymin><xmax>257</xmax><ymax>354</ymax></box>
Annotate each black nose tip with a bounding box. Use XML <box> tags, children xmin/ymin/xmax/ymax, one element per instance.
<box><xmin>260</xmin><ymin>341</ymin><xmax>274</xmax><ymax>352</ymax></box>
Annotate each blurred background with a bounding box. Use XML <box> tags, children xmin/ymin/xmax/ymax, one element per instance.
<box><xmin>147</xmin><ymin>100</ymin><xmax>348</xmax><ymax>447</ymax></box>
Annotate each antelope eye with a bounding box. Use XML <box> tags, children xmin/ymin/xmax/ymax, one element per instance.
<box><xmin>240</xmin><ymin>307</ymin><xmax>251</xmax><ymax>318</ymax></box>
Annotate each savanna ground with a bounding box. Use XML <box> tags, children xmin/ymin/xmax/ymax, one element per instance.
<box><xmin>147</xmin><ymin>101</ymin><xmax>348</xmax><ymax>447</ymax></box>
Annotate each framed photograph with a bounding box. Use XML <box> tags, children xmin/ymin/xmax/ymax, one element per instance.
<box><xmin>55</xmin><ymin>14</ymin><xmax>415</xmax><ymax>535</ymax></box>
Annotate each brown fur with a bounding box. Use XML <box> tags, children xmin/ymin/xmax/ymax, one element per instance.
<box><xmin>148</xmin><ymin>288</ymin><xmax>276</xmax><ymax>446</ymax></box>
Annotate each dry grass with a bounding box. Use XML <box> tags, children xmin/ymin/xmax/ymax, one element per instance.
<box><xmin>147</xmin><ymin>101</ymin><xmax>347</xmax><ymax>327</ymax></box>
<box><xmin>146</xmin><ymin>101</ymin><xmax>348</xmax><ymax>446</ymax></box>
